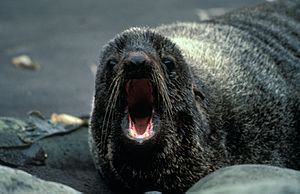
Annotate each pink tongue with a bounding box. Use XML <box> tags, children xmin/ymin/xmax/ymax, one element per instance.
<box><xmin>134</xmin><ymin>117</ymin><xmax>151</xmax><ymax>135</ymax></box>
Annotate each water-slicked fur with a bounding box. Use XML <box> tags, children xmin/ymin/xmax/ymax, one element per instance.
<box><xmin>90</xmin><ymin>0</ymin><xmax>300</xmax><ymax>193</ymax></box>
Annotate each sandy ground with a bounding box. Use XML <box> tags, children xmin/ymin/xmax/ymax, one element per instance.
<box><xmin>0</xmin><ymin>0</ymin><xmax>262</xmax><ymax>118</ymax></box>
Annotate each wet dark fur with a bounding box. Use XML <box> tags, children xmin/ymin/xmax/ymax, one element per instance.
<box><xmin>89</xmin><ymin>0</ymin><xmax>300</xmax><ymax>193</ymax></box>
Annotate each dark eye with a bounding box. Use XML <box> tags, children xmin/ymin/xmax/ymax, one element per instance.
<box><xmin>162</xmin><ymin>57</ymin><xmax>175</xmax><ymax>71</ymax></box>
<box><xmin>106</xmin><ymin>58</ymin><xmax>118</xmax><ymax>68</ymax></box>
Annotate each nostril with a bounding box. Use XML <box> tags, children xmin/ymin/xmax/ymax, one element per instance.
<box><xmin>128</xmin><ymin>55</ymin><xmax>146</xmax><ymax>66</ymax></box>
<box><xmin>124</xmin><ymin>52</ymin><xmax>152</xmax><ymax>79</ymax></box>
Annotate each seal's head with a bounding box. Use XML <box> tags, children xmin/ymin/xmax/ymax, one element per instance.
<box><xmin>92</xmin><ymin>27</ymin><xmax>196</xmax><ymax>143</ymax></box>
<box><xmin>90</xmin><ymin>27</ymin><xmax>218</xmax><ymax>193</ymax></box>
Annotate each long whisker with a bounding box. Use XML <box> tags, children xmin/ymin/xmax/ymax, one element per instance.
<box><xmin>103</xmin><ymin>73</ymin><xmax>123</xmax><ymax>151</ymax></box>
<box><xmin>100</xmin><ymin>77</ymin><xmax>118</xmax><ymax>149</ymax></box>
<box><xmin>152</xmin><ymin>63</ymin><xmax>174</xmax><ymax>125</ymax></box>
<box><xmin>100</xmin><ymin>69</ymin><xmax>123</xmax><ymax>151</ymax></box>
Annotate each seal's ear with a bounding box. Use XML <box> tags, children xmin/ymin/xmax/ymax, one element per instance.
<box><xmin>193</xmin><ymin>84</ymin><xmax>205</xmax><ymax>101</ymax></box>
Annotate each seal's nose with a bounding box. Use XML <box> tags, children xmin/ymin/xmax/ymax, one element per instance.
<box><xmin>128</xmin><ymin>55</ymin><xmax>146</xmax><ymax>66</ymax></box>
<box><xmin>124</xmin><ymin>52</ymin><xmax>151</xmax><ymax>79</ymax></box>
<box><xmin>126</xmin><ymin>52</ymin><xmax>147</xmax><ymax>68</ymax></box>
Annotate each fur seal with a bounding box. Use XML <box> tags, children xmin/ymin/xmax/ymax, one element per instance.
<box><xmin>89</xmin><ymin>0</ymin><xmax>300</xmax><ymax>193</ymax></box>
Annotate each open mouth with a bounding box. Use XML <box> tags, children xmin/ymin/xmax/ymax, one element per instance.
<box><xmin>124</xmin><ymin>79</ymin><xmax>155</xmax><ymax>142</ymax></box>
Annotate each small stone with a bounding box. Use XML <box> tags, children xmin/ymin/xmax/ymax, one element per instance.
<box><xmin>11</xmin><ymin>55</ymin><xmax>40</xmax><ymax>70</ymax></box>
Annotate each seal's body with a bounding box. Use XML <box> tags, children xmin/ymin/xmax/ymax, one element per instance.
<box><xmin>90</xmin><ymin>0</ymin><xmax>300</xmax><ymax>193</ymax></box>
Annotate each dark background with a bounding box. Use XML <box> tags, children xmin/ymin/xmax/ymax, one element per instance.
<box><xmin>0</xmin><ymin>0</ymin><xmax>262</xmax><ymax>117</ymax></box>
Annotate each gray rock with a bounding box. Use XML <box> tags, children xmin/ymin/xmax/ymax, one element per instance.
<box><xmin>187</xmin><ymin>164</ymin><xmax>300</xmax><ymax>194</ymax></box>
<box><xmin>0</xmin><ymin>165</ymin><xmax>80</xmax><ymax>194</ymax></box>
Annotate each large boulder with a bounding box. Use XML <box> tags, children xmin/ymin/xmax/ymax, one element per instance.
<box><xmin>0</xmin><ymin>165</ymin><xmax>80</xmax><ymax>194</ymax></box>
<box><xmin>187</xmin><ymin>164</ymin><xmax>300</xmax><ymax>194</ymax></box>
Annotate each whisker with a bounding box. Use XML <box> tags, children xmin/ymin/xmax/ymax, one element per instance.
<box><xmin>152</xmin><ymin>64</ymin><xmax>174</xmax><ymax>126</ymax></box>
<box><xmin>102</xmin><ymin>76</ymin><xmax>122</xmax><ymax>150</ymax></box>
<box><xmin>100</xmin><ymin>70</ymin><xmax>123</xmax><ymax>151</ymax></box>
